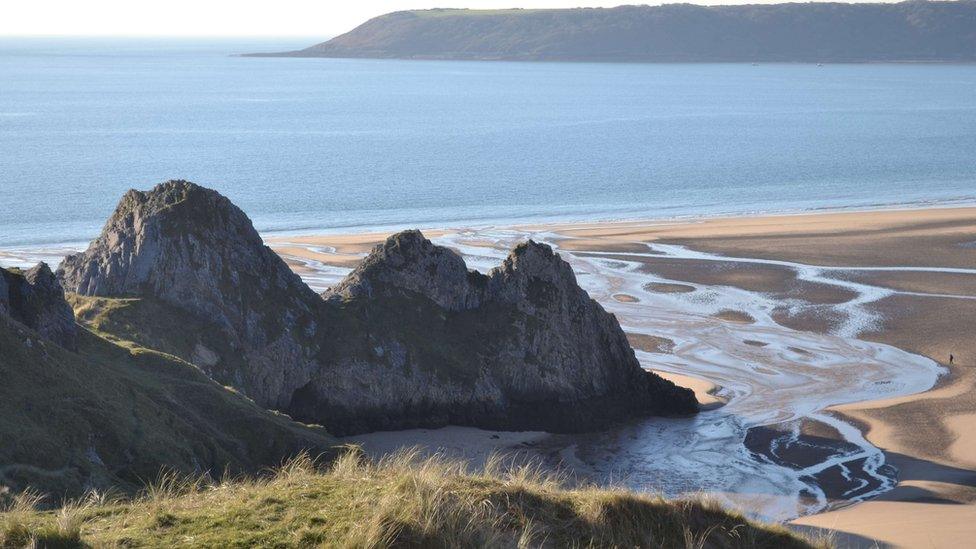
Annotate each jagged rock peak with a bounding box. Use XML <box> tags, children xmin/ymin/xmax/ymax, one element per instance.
<box><xmin>57</xmin><ymin>180</ymin><xmax>322</xmax><ymax>408</ymax></box>
<box><xmin>60</xmin><ymin>180</ymin><xmax>270</xmax><ymax>296</ymax></box>
<box><xmin>486</xmin><ymin>240</ymin><xmax>583</xmax><ymax>303</ymax></box>
<box><xmin>501</xmin><ymin>240</ymin><xmax>566</xmax><ymax>276</ymax></box>
<box><xmin>117</xmin><ymin>179</ymin><xmax>227</xmax><ymax>218</ymax></box>
<box><xmin>58</xmin><ymin>179</ymin><xmax>318</xmax><ymax>321</ymax></box>
<box><xmin>324</xmin><ymin>232</ymin><xmax>584</xmax><ymax>312</ymax></box>
<box><xmin>310</xmin><ymin>231</ymin><xmax>698</xmax><ymax>433</ymax></box>
<box><xmin>324</xmin><ymin>229</ymin><xmax>484</xmax><ymax>311</ymax></box>
<box><xmin>1</xmin><ymin>263</ymin><xmax>77</xmax><ymax>349</ymax></box>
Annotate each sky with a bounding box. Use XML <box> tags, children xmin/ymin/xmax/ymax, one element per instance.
<box><xmin>3</xmin><ymin>0</ymin><xmax>895</xmax><ymax>38</ymax></box>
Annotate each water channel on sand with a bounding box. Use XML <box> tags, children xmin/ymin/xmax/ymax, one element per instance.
<box><xmin>8</xmin><ymin>227</ymin><xmax>965</xmax><ymax>521</ymax></box>
<box><xmin>282</xmin><ymin>227</ymin><xmax>953</xmax><ymax>521</ymax></box>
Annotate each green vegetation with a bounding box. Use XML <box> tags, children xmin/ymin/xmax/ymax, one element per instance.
<box><xmin>68</xmin><ymin>294</ymin><xmax>250</xmax><ymax>384</ymax></box>
<box><xmin>405</xmin><ymin>8</ymin><xmax>545</xmax><ymax>18</ymax></box>
<box><xmin>2</xmin><ymin>288</ymin><xmax>823</xmax><ymax>547</ymax></box>
<box><xmin>70</xmin><ymin>294</ymin><xmax>217</xmax><ymax>357</ymax></box>
<box><xmin>0</xmin><ymin>301</ymin><xmax>333</xmax><ymax>500</ymax></box>
<box><xmin>266</xmin><ymin>2</ymin><xmax>976</xmax><ymax>63</ymax></box>
<box><xmin>2</xmin><ymin>449</ymin><xmax>825</xmax><ymax>548</ymax></box>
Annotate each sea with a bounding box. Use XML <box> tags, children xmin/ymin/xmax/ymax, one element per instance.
<box><xmin>2</xmin><ymin>37</ymin><xmax>976</xmax><ymax>249</ymax></box>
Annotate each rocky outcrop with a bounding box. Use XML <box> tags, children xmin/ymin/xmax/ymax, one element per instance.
<box><xmin>1</xmin><ymin>263</ymin><xmax>77</xmax><ymax>349</ymax></box>
<box><xmin>311</xmin><ymin>231</ymin><xmax>696</xmax><ymax>434</ymax></box>
<box><xmin>325</xmin><ymin>230</ymin><xmax>482</xmax><ymax>311</ymax></box>
<box><xmin>59</xmin><ymin>181</ymin><xmax>697</xmax><ymax>436</ymax></box>
<box><xmin>57</xmin><ymin>181</ymin><xmax>322</xmax><ymax>408</ymax></box>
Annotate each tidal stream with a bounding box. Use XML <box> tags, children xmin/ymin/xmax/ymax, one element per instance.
<box><xmin>6</xmin><ymin>228</ymin><xmax>964</xmax><ymax>521</ymax></box>
<box><xmin>286</xmin><ymin>228</ymin><xmax>950</xmax><ymax>521</ymax></box>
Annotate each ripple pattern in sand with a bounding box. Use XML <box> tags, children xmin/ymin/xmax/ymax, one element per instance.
<box><xmin>427</xmin><ymin>229</ymin><xmax>951</xmax><ymax>521</ymax></box>
<box><xmin>8</xmin><ymin>228</ymin><xmax>957</xmax><ymax>522</ymax></box>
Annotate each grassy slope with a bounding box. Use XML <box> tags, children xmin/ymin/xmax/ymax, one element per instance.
<box><xmin>0</xmin><ymin>308</ymin><xmax>335</xmax><ymax>501</ymax></box>
<box><xmin>17</xmin><ymin>296</ymin><xmax>827</xmax><ymax>547</ymax></box>
<box><xmin>68</xmin><ymin>294</ymin><xmax>253</xmax><ymax>388</ymax></box>
<box><xmin>69</xmin><ymin>294</ymin><xmax>214</xmax><ymax>361</ymax></box>
<box><xmin>2</xmin><ymin>449</ymin><xmax>824</xmax><ymax>548</ymax></box>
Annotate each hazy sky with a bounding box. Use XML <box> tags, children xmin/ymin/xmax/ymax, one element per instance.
<box><xmin>4</xmin><ymin>0</ymin><xmax>893</xmax><ymax>37</ymax></box>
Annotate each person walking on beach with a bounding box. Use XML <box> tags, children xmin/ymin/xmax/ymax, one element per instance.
<box><xmin>949</xmin><ymin>353</ymin><xmax>954</xmax><ymax>365</ymax></box>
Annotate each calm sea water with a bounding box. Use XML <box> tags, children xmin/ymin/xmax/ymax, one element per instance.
<box><xmin>2</xmin><ymin>37</ymin><xmax>975</xmax><ymax>248</ymax></box>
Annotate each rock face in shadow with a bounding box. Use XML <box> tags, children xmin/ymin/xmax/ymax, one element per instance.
<box><xmin>1</xmin><ymin>263</ymin><xmax>77</xmax><ymax>349</ymax></box>
<box><xmin>0</xmin><ymin>301</ymin><xmax>335</xmax><ymax>500</ymax></box>
<box><xmin>59</xmin><ymin>181</ymin><xmax>697</xmax><ymax>435</ymax></box>
<box><xmin>315</xmin><ymin>230</ymin><xmax>696</xmax><ymax>434</ymax></box>
<box><xmin>57</xmin><ymin>180</ymin><xmax>322</xmax><ymax>408</ymax></box>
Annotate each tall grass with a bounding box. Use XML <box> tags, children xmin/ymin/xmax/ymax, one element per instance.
<box><xmin>0</xmin><ymin>447</ymin><xmax>827</xmax><ymax>548</ymax></box>
<box><xmin>0</xmin><ymin>490</ymin><xmax>84</xmax><ymax>548</ymax></box>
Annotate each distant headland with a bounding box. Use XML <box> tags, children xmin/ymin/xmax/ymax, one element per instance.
<box><xmin>246</xmin><ymin>1</ymin><xmax>976</xmax><ymax>63</ymax></box>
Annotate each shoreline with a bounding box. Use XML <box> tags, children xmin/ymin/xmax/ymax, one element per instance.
<box><xmin>5</xmin><ymin>203</ymin><xmax>975</xmax><ymax>543</ymax></box>
<box><xmin>267</xmin><ymin>205</ymin><xmax>976</xmax><ymax>546</ymax></box>
<box><xmin>255</xmin><ymin>197</ymin><xmax>976</xmax><ymax>248</ymax></box>
<box><xmin>3</xmin><ymin>197</ymin><xmax>976</xmax><ymax>259</ymax></box>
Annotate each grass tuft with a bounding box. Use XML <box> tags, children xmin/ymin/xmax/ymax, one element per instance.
<box><xmin>0</xmin><ymin>447</ymin><xmax>827</xmax><ymax>548</ymax></box>
<box><xmin>141</xmin><ymin>469</ymin><xmax>211</xmax><ymax>505</ymax></box>
<box><xmin>0</xmin><ymin>491</ymin><xmax>85</xmax><ymax>549</ymax></box>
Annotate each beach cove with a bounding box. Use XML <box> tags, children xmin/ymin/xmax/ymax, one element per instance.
<box><xmin>261</xmin><ymin>206</ymin><xmax>976</xmax><ymax>546</ymax></box>
<box><xmin>6</xmin><ymin>206</ymin><xmax>975</xmax><ymax>545</ymax></box>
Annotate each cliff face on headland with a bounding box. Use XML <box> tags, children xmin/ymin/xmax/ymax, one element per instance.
<box><xmin>59</xmin><ymin>181</ymin><xmax>696</xmax><ymax>436</ymax></box>
<box><xmin>249</xmin><ymin>1</ymin><xmax>976</xmax><ymax>63</ymax></box>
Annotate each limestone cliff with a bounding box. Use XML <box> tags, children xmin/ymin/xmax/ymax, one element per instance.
<box><xmin>314</xmin><ymin>230</ymin><xmax>696</xmax><ymax>434</ymax></box>
<box><xmin>59</xmin><ymin>181</ymin><xmax>697</xmax><ymax>435</ymax></box>
<box><xmin>58</xmin><ymin>181</ymin><xmax>321</xmax><ymax>408</ymax></box>
<box><xmin>1</xmin><ymin>263</ymin><xmax>77</xmax><ymax>349</ymax></box>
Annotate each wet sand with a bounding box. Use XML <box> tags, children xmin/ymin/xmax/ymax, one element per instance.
<box><xmin>546</xmin><ymin>207</ymin><xmax>976</xmax><ymax>268</ymax></box>
<box><xmin>343</xmin><ymin>371</ymin><xmax>726</xmax><ymax>465</ymax></box>
<box><xmin>549</xmin><ymin>207</ymin><xmax>976</xmax><ymax>547</ymax></box>
<box><xmin>268</xmin><ymin>206</ymin><xmax>976</xmax><ymax>545</ymax></box>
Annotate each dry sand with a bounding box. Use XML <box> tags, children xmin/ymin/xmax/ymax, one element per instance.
<box><xmin>270</xmin><ymin>206</ymin><xmax>976</xmax><ymax>547</ymax></box>
<box><xmin>654</xmin><ymin>370</ymin><xmax>726</xmax><ymax>410</ymax></box>
<box><xmin>545</xmin><ymin>207</ymin><xmax>976</xmax><ymax>268</ymax></box>
<box><xmin>554</xmin><ymin>206</ymin><xmax>976</xmax><ymax>548</ymax></box>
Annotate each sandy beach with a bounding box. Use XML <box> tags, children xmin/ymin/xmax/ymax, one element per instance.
<box><xmin>267</xmin><ymin>206</ymin><xmax>976</xmax><ymax>547</ymax></box>
<box><xmin>545</xmin><ymin>207</ymin><xmax>976</xmax><ymax>547</ymax></box>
